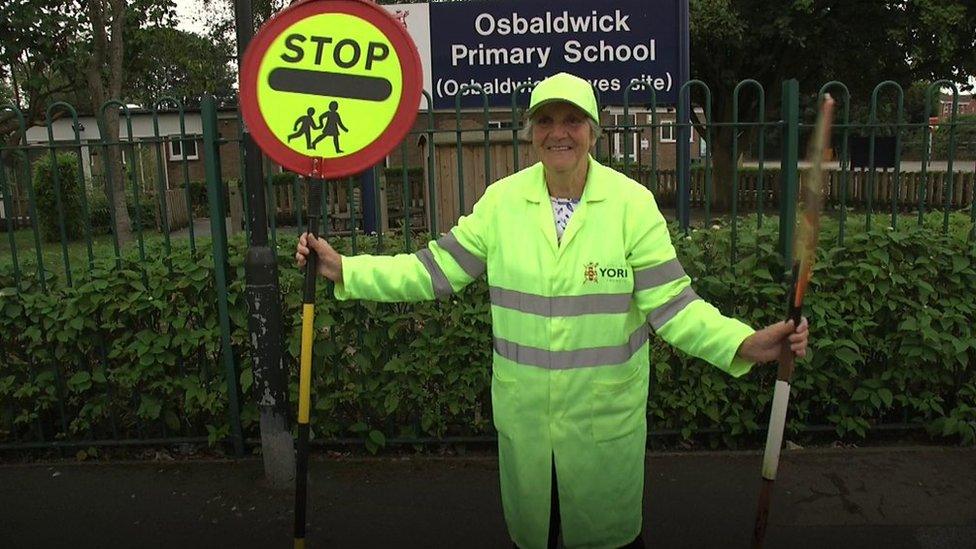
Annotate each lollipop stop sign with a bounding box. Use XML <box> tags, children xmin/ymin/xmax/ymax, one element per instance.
<box><xmin>240</xmin><ymin>0</ymin><xmax>422</xmax><ymax>179</ymax></box>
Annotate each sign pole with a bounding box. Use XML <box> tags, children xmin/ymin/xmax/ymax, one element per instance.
<box><xmin>296</xmin><ymin>159</ymin><xmax>325</xmax><ymax>548</ymax></box>
<box><xmin>234</xmin><ymin>0</ymin><xmax>295</xmax><ymax>488</ymax></box>
<box><xmin>677</xmin><ymin>0</ymin><xmax>691</xmax><ymax>231</ymax></box>
<box><xmin>239</xmin><ymin>1</ymin><xmax>423</xmax><ymax>544</ymax></box>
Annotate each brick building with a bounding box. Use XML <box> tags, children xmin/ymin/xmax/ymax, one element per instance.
<box><xmin>385</xmin><ymin>106</ymin><xmax>704</xmax><ymax>171</ymax></box>
<box><xmin>939</xmin><ymin>93</ymin><xmax>975</xmax><ymax>121</ymax></box>
<box><xmin>23</xmin><ymin>104</ymin><xmax>705</xmax><ymax>193</ymax></box>
<box><xmin>23</xmin><ymin>107</ymin><xmax>244</xmax><ymax>191</ymax></box>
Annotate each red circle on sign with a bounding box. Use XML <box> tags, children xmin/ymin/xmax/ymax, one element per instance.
<box><xmin>240</xmin><ymin>0</ymin><xmax>422</xmax><ymax>179</ymax></box>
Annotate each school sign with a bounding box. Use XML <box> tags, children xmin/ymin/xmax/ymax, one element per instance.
<box><xmin>384</xmin><ymin>0</ymin><xmax>682</xmax><ymax>109</ymax></box>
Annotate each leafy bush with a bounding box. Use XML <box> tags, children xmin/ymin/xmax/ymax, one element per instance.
<box><xmin>88</xmin><ymin>187</ymin><xmax>159</xmax><ymax>235</ymax></box>
<box><xmin>33</xmin><ymin>153</ymin><xmax>85</xmax><ymax>242</ymax></box>
<box><xmin>0</xmin><ymin>242</ymin><xmax>240</xmax><ymax>445</ymax></box>
<box><xmin>174</xmin><ymin>179</ymin><xmax>234</xmax><ymax>218</ymax></box>
<box><xmin>382</xmin><ymin>166</ymin><xmax>423</xmax><ymax>181</ymax></box>
<box><xmin>931</xmin><ymin>114</ymin><xmax>976</xmax><ymax>160</ymax></box>
<box><xmin>271</xmin><ymin>171</ymin><xmax>298</xmax><ymax>187</ymax></box>
<box><xmin>1</xmin><ymin>216</ymin><xmax>974</xmax><ymax>450</ymax></box>
<box><xmin>667</xmin><ymin>215</ymin><xmax>976</xmax><ymax>445</ymax></box>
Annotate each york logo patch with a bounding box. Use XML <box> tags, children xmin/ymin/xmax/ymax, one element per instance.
<box><xmin>583</xmin><ymin>262</ymin><xmax>629</xmax><ymax>283</ymax></box>
<box><xmin>584</xmin><ymin>262</ymin><xmax>599</xmax><ymax>283</ymax></box>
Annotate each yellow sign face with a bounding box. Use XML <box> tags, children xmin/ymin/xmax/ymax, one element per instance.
<box><xmin>256</xmin><ymin>13</ymin><xmax>403</xmax><ymax>159</ymax></box>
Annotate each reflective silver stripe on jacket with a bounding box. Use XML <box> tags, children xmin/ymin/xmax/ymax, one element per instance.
<box><xmin>436</xmin><ymin>232</ymin><xmax>486</xmax><ymax>279</ymax></box>
<box><xmin>647</xmin><ymin>286</ymin><xmax>699</xmax><ymax>330</ymax></box>
<box><xmin>493</xmin><ymin>325</ymin><xmax>648</xmax><ymax>370</ymax></box>
<box><xmin>415</xmin><ymin>248</ymin><xmax>452</xmax><ymax>299</ymax></box>
<box><xmin>633</xmin><ymin>258</ymin><xmax>686</xmax><ymax>292</ymax></box>
<box><xmin>489</xmin><ymin>287</ymin><xmax>632</xmax><ymax>317</ymax></box>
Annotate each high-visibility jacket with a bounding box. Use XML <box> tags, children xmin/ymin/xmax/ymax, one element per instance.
<box><xmin>335</xmin><ymin>156</ymin><xmax>755</xmax><ymax>548</ymax></box>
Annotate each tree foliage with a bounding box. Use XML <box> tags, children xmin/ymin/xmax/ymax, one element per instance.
<box><xmin>125</xmin><ymin>27</ymin><xmax>236</xmax><ymax>107</ymax></box>
<box><xmin>0</xmin><ymin>0</ymin><xmax>87</xmax><ymax>139</ymax></box>
<box><xmin>0</xmin><ymin>0</ymin><xmax>234</xmax><ymax>125</ymax></box>
<box><xmin>689</xmin><ymin>0</ymin><xmax>976</xmax><ymax>209</ymax></box>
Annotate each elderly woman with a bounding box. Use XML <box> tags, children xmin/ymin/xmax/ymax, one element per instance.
<box><xmin>296</xmin><ymin>72</ymin><xmax>809</xmax><ymax>549</ymax></box>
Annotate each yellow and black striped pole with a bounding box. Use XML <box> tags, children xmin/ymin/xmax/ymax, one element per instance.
<box><xmin>295</xmin><ymin>171</ymin><xmax>323</xmax><ymax>549</ymax></box>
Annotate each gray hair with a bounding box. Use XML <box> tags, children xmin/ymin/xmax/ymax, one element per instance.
<box><xmin>520</xmin><ymin>116</ymin><xmax>603</xmax><ymax>143</ymax></box>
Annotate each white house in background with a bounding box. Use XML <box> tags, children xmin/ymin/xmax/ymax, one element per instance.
<box><xmin>21</xmin><ymin>107</ymin><xmax>244</xmax><ymax>189</ymax></box>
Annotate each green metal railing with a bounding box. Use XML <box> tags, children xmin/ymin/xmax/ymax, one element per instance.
<box><xmin>1</xmin><ymin>78</ymin><xmax>974</xmax><ymax>452</ymax></box>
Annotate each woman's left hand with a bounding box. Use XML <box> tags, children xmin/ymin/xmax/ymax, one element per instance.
<box><xmin>737</xmin><ymin>317</ymin><xmax>809</xmax><ymax>364</ymax></box>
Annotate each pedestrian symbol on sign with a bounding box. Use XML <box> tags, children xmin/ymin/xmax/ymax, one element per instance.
<box><xmin>287</xmin><ymin>102</ymin><xmax>350</xmax><ymax>153</ymax></box>
<box><xmin>288</xmin><ymin>107</ymin><xmax>318</xmax><ymax>149</ymax></box>
<box><xmin>313</xmin><ymin>101</ymin><xmax>349</xmax><ymax>153</ymax></box>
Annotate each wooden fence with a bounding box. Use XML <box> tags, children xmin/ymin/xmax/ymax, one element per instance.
<box><xmin>631</xmin><ymin>168</ymin><xmax>975</xmax><ymax>212</ymax></box>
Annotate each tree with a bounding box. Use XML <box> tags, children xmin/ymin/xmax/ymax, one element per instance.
<box><xmin>77</xmin><ymin>0</ymin><xmax>174</xmax><ymax>246</ymax></box>
<box><xmin>0</xmin><ymin>79</ymin><xmax>11</xmax><ymax>106</ymax></box>
<box><xmin>2</xmin><ymin>0</ymin><xmax>181</xmax><ymax>245</ymax></box>
<box><xmin>124</xmin><ymin>27</ymin><xmax>236</xmax><ymax>108</ymax></box>
<box><xmin>690</xmin><ymin>0</ymin><xmax>976</xmax><ymax>211</ymax></box>
<box><xmin>0</xmin><ymin>0</ymin><xmax>86</xmax><ymax>143</ymax></box>
<box><xmin>200</xmin><ymin>0</ymin><xmax>414</xmax><ymax>76</ymax></box>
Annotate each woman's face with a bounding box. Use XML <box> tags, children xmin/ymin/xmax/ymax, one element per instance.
<box><xmin>531</xmin><ymin>102</ymin><xmax>593</xmax><ymax>176</ymax></box>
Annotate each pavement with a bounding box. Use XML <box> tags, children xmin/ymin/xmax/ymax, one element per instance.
<box><xmin>0</xmin><ymin>446</ymin><xmax>973</xmax><ymax>549</ymax></box>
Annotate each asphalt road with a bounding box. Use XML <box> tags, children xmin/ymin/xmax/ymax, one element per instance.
<box><xmin>1</xmin><ymin>446</ymin><xmax>973</xmax><ymax>549</ymax></box>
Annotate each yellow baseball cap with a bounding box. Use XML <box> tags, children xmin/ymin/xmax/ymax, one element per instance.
<box><xmin>527</xmin><ymin>72</ymin><xmax>600</xmax><ymax>124</ymax></box>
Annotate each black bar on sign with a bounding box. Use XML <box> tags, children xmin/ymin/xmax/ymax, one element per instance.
<box><xmin>269</xmin><ymin>68</ymin><xmax>392</xmax><ymax>101</ymax></box>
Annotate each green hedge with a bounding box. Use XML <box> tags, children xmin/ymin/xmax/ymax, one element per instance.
<box><xmin>932</xmin><ymin>115</ymin><xmax>976</xmax><ymax>160</ymax></box>
<box><xmin>33</xmin><ymin>153</ymin><xmax>85</xmax><ymax>243</ymax></box>
<box><xmin>271</xmin><ymin>171</ymin><xmax>298</xmax><ymax>187</ymax></box>
<box><xmin>1</xmin><ymin>216</ymin><xmax>974</xmax><ymax>450</ymax></box>
<box><xmin>87</xmin><ymin>187</ymin><xmax>158</xmax><ymax>236</ymax></box>
<box><xmin>383</xmin><ymin>166</ymin><xmax>424</xmax><ymax>180</ymax></box>
<box><xmin>170</xmin><ymin>179</ymin><xmax>237</xmax><ymax>218</ymax></box>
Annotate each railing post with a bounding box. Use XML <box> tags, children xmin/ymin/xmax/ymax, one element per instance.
<box><xmin>0</xmin><ymin>162</ymin><xmax>20</xmax><ymax>288</ymax></box>
<box><xmin>676</xmin><ymin>0</ymin><xmax>691</xmax><ymax>232</ymax></box>
<box><xmin>779</xmin><ymin>79</ymin><xmax>800</xmax><ymax>270</ymax></box>
<box><xmin>202</xmin><ymin>94</ymin><xmax>245</xmax><ymax>457</ymax></box>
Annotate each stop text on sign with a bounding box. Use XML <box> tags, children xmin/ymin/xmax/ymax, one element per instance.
<box><xmin>280</xmin><ymin>34</ymin><xmax>391</xmax><ymax>70</ymax></box>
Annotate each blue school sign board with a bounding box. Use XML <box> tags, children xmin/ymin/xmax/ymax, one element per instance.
<box><xmin>386</xmin><ymin>0</ymin><xmax>682</xmax><ymax>109</ymax></box>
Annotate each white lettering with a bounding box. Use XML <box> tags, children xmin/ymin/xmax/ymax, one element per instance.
<box><xmin>482</xmin><ymin>45</ymin><xmax>507</xmax><ymax>65</ymax></box>
<box><xmin>471</xmin><ymin>10</ymin><xmax>634</xmax><ymax>36</ymax></box>
<box><xmin>512</xmin><ymin>12</ymin><xmax>528</xmax><ymax>34</ymax></box>
<box><xmin>536</xmin><ymin>46</ymin><xmax>552</xmax><ymax>69</ymax></box>
<box><xmin>552</xmin><ymin>12</ymin><xmax>568</xmax><ymax>33</ymax></box>
<box><xmin>442</xmin><ymin>79</ymin><xmax>458</xmax><ymax>96</ymax></box>
<box><xmin>565</xmin><ymin>40</ymin><xmax>581</xmax><ymax>63</ymax></box>
<box><xmin>616</xmin><ymin>10</ymin><xmax>631</xmax><ymax>31</ymax></box>
<box><xmin>451</xmin><ymin>44</ymin><xmax>467</xmax><ymax>66</ymax></box>
<box><xmin>570</xmin><ymin>13</ymin><xmax>593</xmax><ymax>33</ymax></box>
<box><xmin>449</xmin><ymin>43</ymin><xmax>553</xmax><ymax>68</ymax></box>
<box><xmin>474</xmin><ymin>13</ymin><xmax>494</xmax><ymax>36</ymax></box>
<box><xmin>564</xmin><ymin>39</ymin><xmax>656</xmax><ymax>64</ymax></box>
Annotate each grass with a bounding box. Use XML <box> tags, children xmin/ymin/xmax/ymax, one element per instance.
<box><xmin>0</xmin><ymin>227</ymin><xmax>203</xmax><ymax>284</ymax></box>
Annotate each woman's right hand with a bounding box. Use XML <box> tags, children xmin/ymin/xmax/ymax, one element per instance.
<box><xmin>296</xmin><ymin>232</ymin><xmax>343</xmax><ymax>283</ymax></box>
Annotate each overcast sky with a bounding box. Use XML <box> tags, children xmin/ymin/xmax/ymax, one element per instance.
<box><xmin>172</xmin><ymin>0</ymin><xmax>215</xmax><ymax>36</ymax></box>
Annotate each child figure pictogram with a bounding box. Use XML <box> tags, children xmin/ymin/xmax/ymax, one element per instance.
<box><xmin>287</xmin><ymin>107</ymin><xmax>319</xmax><ymax>150</ymax></box>
<box><xmin>312</xmin><ymin>101</ymin><xmax>350</xmax><ymax>153</ymax></box>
